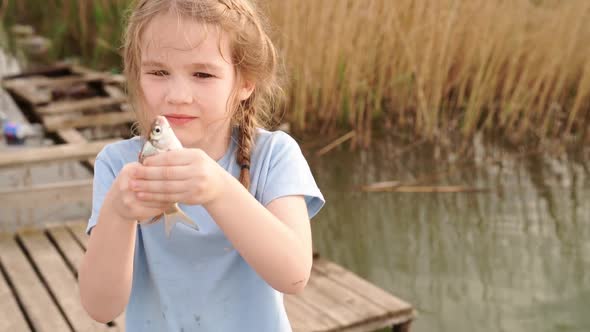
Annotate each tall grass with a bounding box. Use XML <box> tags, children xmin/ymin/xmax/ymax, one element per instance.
<box><xmin>1</xmin><ymin>0</ymin><xmax>127</xmax><ymax>70</ymax></box>
<box><xmin>2</xmin><ymin>0</ymin><xmax>590</xmax><ymax>146</ymax></box>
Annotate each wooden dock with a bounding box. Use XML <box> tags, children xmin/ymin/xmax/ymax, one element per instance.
<box><xmin>0</xmin><ymin>64</ymin><xmax>416</xmax><ymax>331</ymax></box>
<box><xmin>0</xmin><ymin>222</ymin><xmax>414</xmax><ymax>332</ymax></box>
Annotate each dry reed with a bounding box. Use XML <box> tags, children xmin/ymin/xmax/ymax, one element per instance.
<box><xmin>2</xmin><ymin>0</ymin><xmax>589</xmax><ymax>145</ymax></box>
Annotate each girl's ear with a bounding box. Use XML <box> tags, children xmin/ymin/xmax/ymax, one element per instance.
<box><xmin>238</xmin><ymin>80</ymin><xmax>255</xmax><ymax>101</ymax></box>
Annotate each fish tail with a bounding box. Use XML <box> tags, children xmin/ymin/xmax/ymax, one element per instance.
<box><xmin>169</xmin><ymin>204</ymin><xmax>200</xmax><ymax>231</ymax></box>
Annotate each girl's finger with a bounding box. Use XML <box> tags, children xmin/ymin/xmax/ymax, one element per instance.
<box><xmin>138</xmin><ymin>199</ymin><xmax>171</xmax><ymax>209</ymax></box>
<box><xmin>136</xmin><ymin>191</ymin><xmax>185</xmax><ymax>203</ymax></box>
<box><xmin>142</xmin><ymin>150</ymin><xmax>196</xmax><ymax>166</ymax></box>
<box><xmin>131</xmin><ymin>179</ymin><xmax>188</xmax><ymax>193</ymax></box>
<box><xmin>135</xmin><ymin>164</ymin><xmax>193</xmax><ymax>180</ymax></box>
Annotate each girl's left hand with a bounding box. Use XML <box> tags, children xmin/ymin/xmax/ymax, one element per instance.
<box><xmin>131</xmin><ymin>149</ymin><xmax>227</xmax><ymax>206</ymax></box>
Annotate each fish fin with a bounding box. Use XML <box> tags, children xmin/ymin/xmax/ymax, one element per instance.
<box><xmin>169</xmin><ymin>204</ymin><xmax>200</xmax><ymax>231</ymax></box>
<box><xmin>139</xmin><ymin>214</ymin><xmax>162</xmax><ymax>225</ymax></box>
<box><xmin>164</xmin><ymin>214</ymin><xmax>174</xmax><ymax>238</ymax></box>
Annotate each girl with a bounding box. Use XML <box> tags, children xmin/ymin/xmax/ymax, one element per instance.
<box><xmin>78</xmin><ymin>1</ymin><xmax>324</xmax><ymax>331</ymax></box>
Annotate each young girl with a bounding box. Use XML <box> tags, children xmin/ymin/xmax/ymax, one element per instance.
<box><xmin>78</xmin><ymin>1</ymin><xmax>324</xmax><ymax>331</ymax></box>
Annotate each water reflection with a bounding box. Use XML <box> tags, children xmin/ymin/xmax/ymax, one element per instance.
<box><xmin>309</xmin><ymin>136</ymin><xmax>590</xmax><ymax>332</ymax></box>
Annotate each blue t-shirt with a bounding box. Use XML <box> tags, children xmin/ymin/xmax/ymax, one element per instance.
<box><xmin>87</xmin><ymin>128</ymin><xmax>325</xmax><ymax>332</ymax></box>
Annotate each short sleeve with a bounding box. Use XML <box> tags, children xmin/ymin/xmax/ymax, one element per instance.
<box><xmin>260</xmin><ymin>133</ymin><xmax>325</xmax><ymax>219</ymax></box>
<box><xmin>87</xmin><ymin>154</ymin><xmax>116</xmax><ymax>234</ymax></box>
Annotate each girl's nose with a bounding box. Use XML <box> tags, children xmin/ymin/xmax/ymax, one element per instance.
<box><xmin>165</xmin><ymin>78</ymin><xmax>194</xmax><ymax>104</ymax></box>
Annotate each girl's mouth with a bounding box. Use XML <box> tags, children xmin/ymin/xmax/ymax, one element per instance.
<box><xmin>164</xmin><ymin>114</ymin><xmax>197</xmax><ymax>126</ymax></box>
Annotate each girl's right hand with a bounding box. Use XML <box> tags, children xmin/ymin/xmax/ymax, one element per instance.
<box><xmin>107</xmin><ymin>162</ymin><xmax>170</xmax><ymax>222</ymax></box>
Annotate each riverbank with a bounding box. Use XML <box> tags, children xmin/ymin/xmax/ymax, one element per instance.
<box><xmin>3</xmin><ymin>0</ymin><xmax>590</xmax><ymax>147</ymax></box>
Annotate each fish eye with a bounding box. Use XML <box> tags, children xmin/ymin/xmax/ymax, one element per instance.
<box><xmin>153</xmin><ymin>126</ymin><xmax>161</xmax><ymax>134</ymax></box>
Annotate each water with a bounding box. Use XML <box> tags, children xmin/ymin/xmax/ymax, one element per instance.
<box><xmin>309</xmin><ymin>136</ymin><xmax>590</xmax><ymax>332</ymax></box>
<box><xmin>1</xmin><ymin>45</ymin><xmax>588</xmax><ymax>332</ymax></box>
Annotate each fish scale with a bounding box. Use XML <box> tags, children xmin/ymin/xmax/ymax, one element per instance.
<box><xmin>138</xmin><ymin>115</ymin><xmax>200</xmax><ymax>237</ymax></box>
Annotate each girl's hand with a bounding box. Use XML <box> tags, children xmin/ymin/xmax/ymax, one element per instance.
<box><xmin>107</xmin><ymin>162</ymin><xmax>172</xmax><ymax>222</ymax></box>
<box><xmin>133</xmin><ymin>149</ymin><xmax>227</xmax><ymax>206</ymax></box>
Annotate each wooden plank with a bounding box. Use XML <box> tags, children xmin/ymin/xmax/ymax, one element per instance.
<box><xmin>57</xmin><ymin>128</ymin><xmax>89</xmax><ymax>144</ymax></box>
<box><xmin>56</xmin><ymin>129</ymin><xmax>97</xmax><ymax>167</ymax></box>
<box><xmin>43</xmin><ymin>110</ymin><xmax>135</xmax><ymax>132</ymax></box>
<box><xmin>0</xmin><ymin>262</ymin><xmax>30</xmax><ymax>332</ymax></box>
<box><xmin>295</xmin><ymin>266</ymin><xmax>388</xmax><ymax>328</ymax></box>
<box><xmin>285</xmin><ymin>293</ymin><xmax>339</xmax><ymax>332</ymax></box>
<box><xmin>338</xmin><ymin>316</ymin><xmax>413</xmax><ymax>332</ymax></box>
<box><xmin>38</xmin><ymin>73</ymin><xmax>108</xmax><ymax>89</ymax></box>
<box><xmin>313</xmin><ymin>258</ymin><xmax>414</xmax><ymax>315</ymax></box>
<box><xmin>0</xmin><ymin>233</ymin><xmax>70</xmax><ymax>332</ymax></box>
<box><xmin>37</xmin><ymin>96</ymin><xmax>127</xmax><ymax>115</ymax></box>
<box><xmin>46</xmin><ymin>226</ymin><xmax>86</xmax><ymax>277</ymax></box>
<box><xmin>2</xmin><ymin>77</ymin><xmax>52</xmax><ymax>104</ymax></box>
<box><xmin>60</xmin><ymin>222</ymin><xmax>126</xmax><ymax>331</ymax></box>
<box><xmin>2</xmin><ymin>76</ymin><xmax>49</xmax><ymax>88</ymax></box>
<box><xmin>67</xmin><ymin>221</ymin><xmax>408</xmax><ymax>332</ymax></box>
<box><xmin>4</xmin><ymin>73</ymin><xmax>107</xmax><ymax>90</ymax></box>
<box><xmin>0</xmin><ymin>180</ymin><xmax>93</xmax><ymax>209</ymax></box>
<box><xmin>0</xmin><ymin>139</ymin><xmax>116</xmax><ymax>168</ymax></box>
<box><xmin>1</xmin><ymin>63</ymin><xmax>72</xmax><ymax>81</ymax></box>
<box><xmin>19</xmin><ymin>231</ymin><xmax>110</xmax><ymax>331</ymax></box>
<box><xmin>104</xmin><ymin>85</ymin><xmax>126</xmax><ymax>99</ymax></box>
<box><xmin>68</xmin><ymin>222</ymin><xmax>89</xmax><ymax>248</ymax></box>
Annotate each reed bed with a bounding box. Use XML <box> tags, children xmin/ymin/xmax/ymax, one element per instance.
<box><xmin>2</xmin><ymin>0</ymin><xmax>590</xmax><ymax>146</ymax></box>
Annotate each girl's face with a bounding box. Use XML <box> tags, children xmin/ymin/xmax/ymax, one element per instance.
<box><xmin>139</xmin><ymin>11</ymin><xmax>251</xmax><ymax>151</ymax></box>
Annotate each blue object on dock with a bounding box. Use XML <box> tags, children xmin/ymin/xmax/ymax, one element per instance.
<box><xmin>4</xmin><ymin>122</ymin><xmax>18</xmax><ymax>137</ymax></box>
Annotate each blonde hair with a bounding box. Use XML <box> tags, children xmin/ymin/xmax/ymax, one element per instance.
<box><xmin>123</xmin><ymin>0</ymin><xmax>282</xmax><ymax>189</ymax></box>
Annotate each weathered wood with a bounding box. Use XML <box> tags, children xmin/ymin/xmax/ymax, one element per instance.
<box><xmin>4</xmin><ymin>73</ymin><xmax>107</xmax><ymax>90</ymax></box>
<box><xmin>2</xmin><ymin>221</ymin><xmax>414</xmax><ymax>332</ymax></box>
<box><xmin>19</xmin><ymin>231</ymin><xmax>110</xmax><ymax>331</ymax></box>
<box><xmin>37</xmin><ymin>96</ymin><xmax>127</xmax><ymax>115</ymax></box>
<box><xmin>43</xmin><ymin>111</ymin><xmax>136</xmax><ymax>132</ymax></box>
<box><xmin>104</xmin><ymin>85</ymin><xmax>126</xmax><ymax>99</ymax></box>
<box><xmin>2</xmin><ymin>76</ymin><xmax>52</xmax><ymax>104</ymax></box>
<box><xmin>58</xmin><ymin>223</ymin><xmax>126</xmax><ymax>331</ymax></box>
<box><xmin>0</xmin><ymin>180</ymin><xmax>93</xmax><ymax>209</ymax></box>
<box><xmin>68</xmin><ymin>222</ymin><xmax>89</xmax><ymax>248</ymax></box>
<box><xmin>285</xmin><ymin>293</ymin><xmax>339</xmax><ymax>331</ymax></box>
<box><xmin>0</xmin><ymin>262</ymin><xmax>30</xmax><ymax>332</ymax></box>
<box><xmin>336</xmin><ymin>317</ymin><xmax>413</xmax><ymax>332</ymax></box>
<box><xmin>2</xmin><ymin>63</ymin><xmax>71</xmax><ymax>80</ymax></box>
<box><xmin>296</xmin><ymin>266</ymin><xmax>388</xmax><ymax>327</ymax></box>
<box><xmin>55</xmin><ymin>129</ymin><xmax>97</xmax><ymax>167</ymax></box>
<box><xmin>0</xmin><ymin>233</ymin><xmax>70</xmax><ymax>332</ymax></box>
<box><xmin>312</xmin><ymin>258</ymin><xmax>415</xmax><ymax>331</ymax></box>
<box><xmin>313</xmin><ymin>258</ymin><xmax>414</xmax><ymax>314</ymax></box>
<box><xmin>57</xmin><ymin>128</ymin><xmax>89</xmax><ymax>143</ymax></box>
<box><xmin>316</xmin><ymin>130</ymin><xmax>356</xmax><ymax>157</ymax></box>
<box><xmin>38</xmin><ymin>73</ymin><xmax>108</xmax><ymax>89</ymax></box>
<box><xmin>0</xmin><ymin>139</ymin><xmax>115</xmax><ymax>168</ymax></box>
<box><xmin>46</xmin><ymin>226</ymin><xmax>85</xmax><ymax>277</ymax></box>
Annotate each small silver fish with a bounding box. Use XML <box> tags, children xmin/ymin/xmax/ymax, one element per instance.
<box><xmin>139</xmin><ymin>115</ymin><xmax>199</xmax><ymax>237</ymax></box>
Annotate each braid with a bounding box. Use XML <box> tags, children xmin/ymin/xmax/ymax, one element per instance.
<box><xmin>237</xmin><ymin>101</ymin><xmax>255</xmax><ymax>189</ymax></box>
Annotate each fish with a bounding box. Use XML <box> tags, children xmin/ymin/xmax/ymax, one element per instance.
<box><xmin>138</xmin><ymin>115</ymin><xmax>199</xmax><ymax>237</ymax></box>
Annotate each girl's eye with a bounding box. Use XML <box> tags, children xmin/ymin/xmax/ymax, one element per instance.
<box><xmin>194</xmin><ymin>72</ymin><xmax>213</xmax><ymax>79</ymax></box>
<box><xmin>149</xmin><ymin>70</ymin><xmax>168</xmax><ymax>77</ymax></box>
